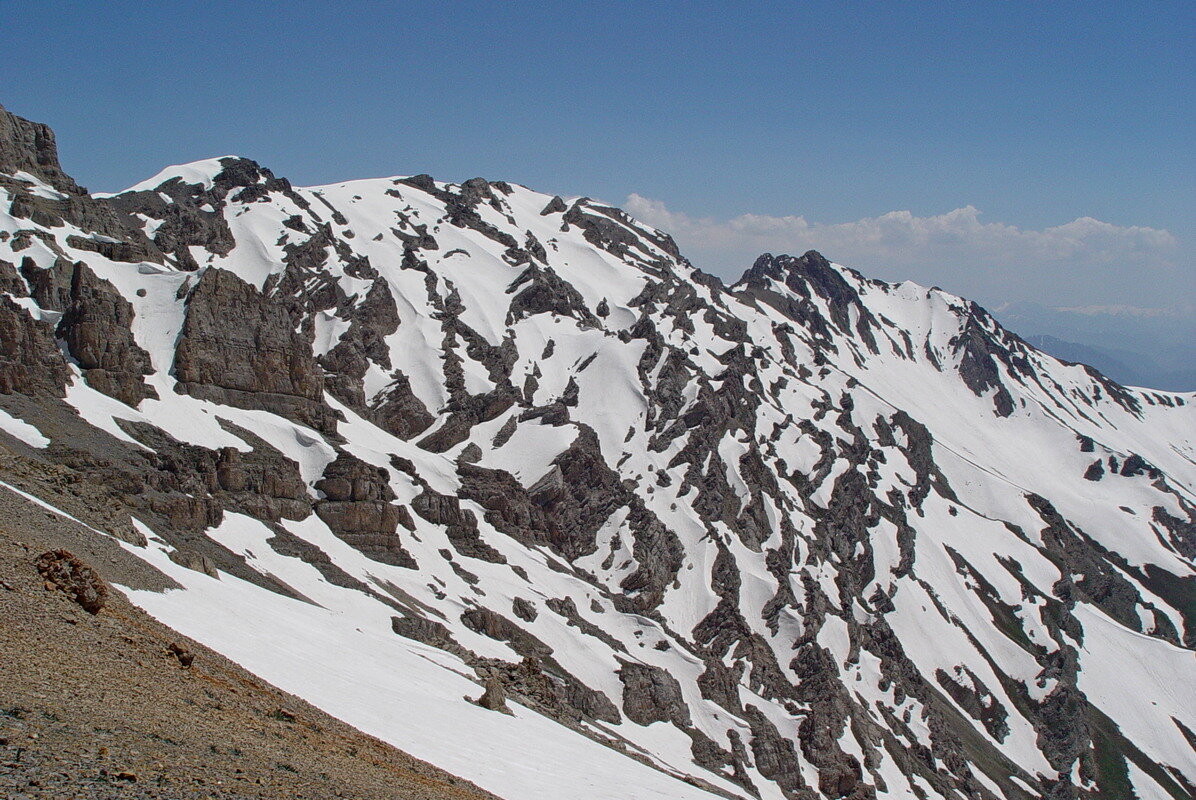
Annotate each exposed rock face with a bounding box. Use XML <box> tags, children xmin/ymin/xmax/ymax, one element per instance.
<box><xmin>0</xmin><ymin>103</ymin><xmax>81</xmax><ymax>194</ymax></box>
<box><xmin>619</xmin><ymin>662</ymin><xmax>691</xmax><ymax>727</ymax></box>
<box><xmin>369</xmin><ymin>371</ymin><xmax>435</xmax><ymax>440</ymax></box>
<box><xmin>511</xmin><ymin>597</ymin><xmax>538</xmax><ymax>622</ymax></box>
<box><xmin>458</xmin><ymin>427</ymin><xmax>648</xmax><ymax>567</ymax></box>
<box><xmin>461</xmin><ymin>607</ymin><xmax>553</xmax><ymax>659</ymax></box>
<box><xmin>112</xmin><ymin>420</ymin><xmax>311</xmax><ymax>532</ymax></box>
<box><xmin>108</xmin><ymin>155</ymin><xmax>302</xmax><ymax>270</ymax></box>
<box><xmin>507</xmin><ymin>264</ymin><xmax>599</xmax><ymax>326</ymax></box>
<box><xmin>742</xmin><ymin>705</ymin><xmax>811</xmax><ymax>799</ymax></box>
<box><xmin>741</xmin><ymin>251</ymin><xmax>868</xmax><ymax>335</ymax></box>
<box><xmin>469</xmin><ymin>654</ymin><xmax>620</xmax><ymax>726</ymax></box>
<box><xmin>211</xmin><ymin>443</ymin><xmax>309</xmax><ymax>519</ymax></box>
<box><xmin>737</xmin><ymin>251</ymin><xmax>877</xmax><ymax>352</ymax></box>
<box><xmin>173</xmin><ymin>267</ymin><xmax>336</xmax><ymax>433</ymax></box>
<box><xmin>1</xmin><ymin>104</ymin><xmax>160</xmax><ymax>260</ymax></box>
<box><xmin>319</xmin><ymin>279</ymin><xmax>399</xmax><ymax>408</ymax></box>
<box><xmin>168</xmin><ymin>548</ymin><xmax>220</xmax><ymax>579</ymax></box>
<box><xmin>37</xmin><ymin>259</ymin><xmax>156</xmax><ymax>405</ymax></box>
<box><xmin>0</xmin><ymin>293</ymin><xmax>70</xmax><ymax>396</ymax></box>
<box><xmin>315</xmin><ymin>452</ymin><xmax>415</xmax><ymax>568</ymax></box>
<box><xmin>1</xmin><ymin>107</ymin><xmax>1193</xmax><ymax>800</ymax></box>
<box><xmin>951</xmin><ymin>313</ymin><xmax>1021</xmax><ymax>416</ymax></box>
<box><xmin>563</xmin><ymin>201</ymin><xmax>681</xmax><ymax>264</ymax></box>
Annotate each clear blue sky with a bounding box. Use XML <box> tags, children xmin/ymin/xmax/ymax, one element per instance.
<box><xmin>2</xmin><ymin>1</ymin><xmax>1192</xmax><ymax>313</ymax></box>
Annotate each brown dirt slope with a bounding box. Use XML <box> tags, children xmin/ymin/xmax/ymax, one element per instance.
<box><xmin>0</xmin><ymin>481</ymin><xmax>503</xmax><ymax>800</ymax></box>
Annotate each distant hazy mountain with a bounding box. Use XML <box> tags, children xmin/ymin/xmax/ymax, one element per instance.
<box><xmin>995</xmin><ymin>301</ymin><xmax>1196</xmax><ymax>391</ymax></box>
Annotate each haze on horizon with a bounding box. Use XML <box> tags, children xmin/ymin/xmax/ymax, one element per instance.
<box><xmin>3</xmin><ymin>0</ymin><xmax>1192</xmax><ymax>386</ymax></box>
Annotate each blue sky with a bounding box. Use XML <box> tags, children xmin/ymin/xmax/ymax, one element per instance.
<box><xmin>2</xmin><ymin>1</ymin><xmax>1192</xmax><ymax>316</ymax></box>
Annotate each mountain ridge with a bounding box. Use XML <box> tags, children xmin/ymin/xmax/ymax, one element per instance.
<box><xmin>1</xmin><ymin>102</ymin><xmax>1193</xmax><ymax>800</ymax></box>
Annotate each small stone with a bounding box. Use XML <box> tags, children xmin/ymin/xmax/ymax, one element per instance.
<box><xmin>166</xmin><ymin>642</ymin><xmax>194</xmax><ymax>668</ymax></box>
<box><xmin>116</xmin><ymin>770</ymin><xmax>137</xmax><ymax>781</ymax></box>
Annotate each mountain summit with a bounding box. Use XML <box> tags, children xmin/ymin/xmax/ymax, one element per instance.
<box><xmin>1</xmin><ymin>104</ymin><xmax>1193</xmax><ymax>800</ymax></box>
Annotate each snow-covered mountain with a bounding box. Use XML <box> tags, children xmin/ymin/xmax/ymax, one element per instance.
<box><xmin>2</xmin><ymin>102</ymin><xmax>1193</xmax><ymax>800</ymax></box>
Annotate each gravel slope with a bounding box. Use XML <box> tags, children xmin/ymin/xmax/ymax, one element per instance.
<box><xmin>0</xmin><ymin>481</ymin><xmax>502</xmax><ymax>800</ymax></box>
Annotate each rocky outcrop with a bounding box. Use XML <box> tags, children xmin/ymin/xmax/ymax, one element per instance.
<box><xmin>1028</xmin><ymin>493</ymin><xmax>1152</xmax><ymax>637</ymax></box>
<box><xmin>742</xmin><ymin>705</ymin><xmax>812</xmax><ymax>799</ymax></box>
<box><xmin>1152</xmin><ymin>505</ymin><xmax>1196</xmax><ymax>562</ymax></box>
<box><xmin>410</xmin><ymin>486</ymin><xmax>505</xmax><ymax>563</ymax></box>
<box><xmin>120</xmin><ymin>421</ymin><xmax>311</xmax><ymax>525</ymax></box>
<box><xmin>951</xmin><ymin>314</ymin><xmax>1020</xmax><ymax>417</ymax></box>
<box><xmin>370</xmin><ymin>371</ymin><xmax>435</xmax><ymax>440</ymax></box>
<box><xmin>618</xmin><ymin>662</ymin><xmax>691</xmax><ymax>727</ymax></box>
<box><xmin>319</xmin><ymin>279</ymin><xmax>400</xmax><ymax>409</ymax></box>
<box><xmin>315</xmin><ymin>452</ymin><xmax>415</xmax><ymax>568</ymax></box>
<box><xmin>108</xmin><ymin>156</ymin><xmax>303</xmax><ymax>270</ymax></box>
<box><xmin>0</xmin><ymin>294</ymin><xmax>70</xmax><ymax>397</ymax></box>
<box><xmin>26</xmin><ymin>259</ymin><xmax>156</xmax><ymax>405</ymax></box>
<box><xmin>461</xmin><ymin>607</ymin><xmax>554</xmax><ymax>661</ymax></box>
<box><xmin>737</xmin><ymin>251</ymin><xmax>878</xmax><ymax>352</ymax></box>
<box><xmin>168</xmin><ymin>548</ymin><xmax>220</xmax><ymax>578</ymax></box>
<box><xmin>35</xmin><ymin>549</ymin><xmax>108</xmax><ymax>613</ymax></box>
<box><xmin>0</xmin><ymin>103</ymin><xmax>80</xmax><ymax>193</ymax></box>
<box><xmin>458</xmin><ymin>427</ymin><xmax>631</xmax><ymax>560</ymax></box>
<box><xmin>506</xmin><ymin>264</ymin><xmax>599</xmax><ymax>326</ymax></box>
<box><xmin>475</xmin><ymin>677</ymin><xmax>509</xmax><ymax>712</ymax></box>
<box><xmin>173</xmin><ymin>267</ymin><xmax>337</xmax><ymax>433</ymax></box>
<box><xmin>1</xmin><ymin>104</ymin><xmax>160</xmax><ymax>260</ymax></box>
<box><xmin>563</xmin><ymin>201</ymin><xmax>681</xmax><ymax>265</ymax></box>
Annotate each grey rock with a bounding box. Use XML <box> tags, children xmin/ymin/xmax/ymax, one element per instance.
<box><xmin>0</xmin><ymin>294</ymin><xmax>70</xmax><ymax>397</ymax></box>
<box><xmin>173</xmin><ymin>267</ymin><xmax>337</xmax><ymax>433</ymax></box>
<box><xmin>476</xmin><ymin>677</ymin><xmax>509</xmax><ymax>712</ymax></box>
<box><xmin>618</xmin><ymin>661</ymin><xmax>691</xmax><ymax>727</ymax></box>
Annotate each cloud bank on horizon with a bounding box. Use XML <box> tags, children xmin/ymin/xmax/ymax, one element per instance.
<box><xmin>624</xmin><ymin>194</ymin><xmax>1189</xmax><ymax>316</ymax></box>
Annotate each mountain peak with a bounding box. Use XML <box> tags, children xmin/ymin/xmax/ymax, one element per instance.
<box><xmin>112</xmin><ymin>155</ymin><xmax>286</xmax><ymax>197</ymax></box>
<box><xmin>0</xmin><ymin>102</ymin><xmax>82</xmax><ymax>195</ymax></box>
<box><xmin>739</xmin><ymin>249</ymin><xmax>833</xmax><ymax>284</ymax></box>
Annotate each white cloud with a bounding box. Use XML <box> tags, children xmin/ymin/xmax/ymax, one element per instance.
<box><xmin>622</xmin><ymin>194</ymin><xmax>1185</xmax><ymax>308</ymax></box>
